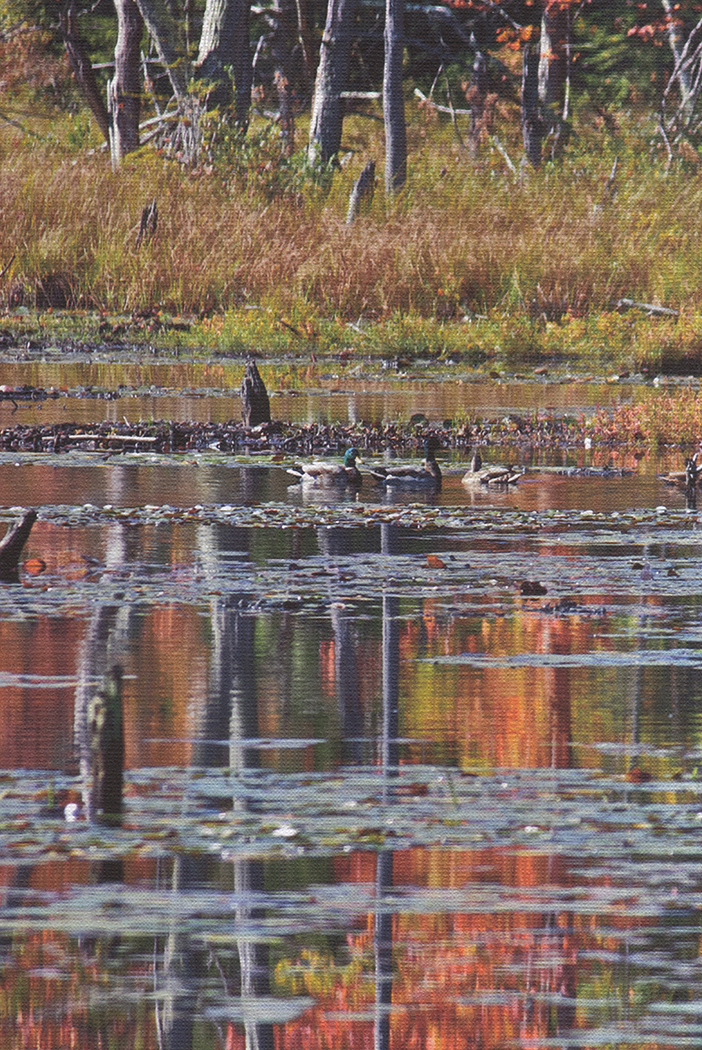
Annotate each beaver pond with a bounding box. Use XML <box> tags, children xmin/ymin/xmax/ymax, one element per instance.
<box><xmin>2</xmin><ymin>349</ymin><xmax>702</xmax><ymax>1049</ymax></box>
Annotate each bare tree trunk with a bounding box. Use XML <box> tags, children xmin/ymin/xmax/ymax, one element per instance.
<box><xmin>308</xmin><ymin>0</ymin><xmax>355</xmax><ymax>166</ymax></box>
<box><xmin>662</xmin><ymin>0</ymin><xmax>693</xmax><ymax>119</ymax></box>
<box><xmin>133</xmin><ymin>0</ymin><xmax>189</xmax><ymax>102</ymax></box>
<box><xmin>467</xmin><ymin>48</ymin><xmax>487</xmax><ymax>160</ymax></box>
<box><xmin>294</xmin><ymin>0</ymin><xmax>315</xmax><ymax>88</ymax></box>
<box><xmin>521</xmin><ymin>43</ymin><xmax>543</xmax><ymax>168</ymax></box>
<box><xmin>197</xmin><ymin>0</ymin><xmax>253</xmax><ymax>127</ymax></box>
<box><xmin>538</xmin><ymin>0</ymin><xmax>570</xmax><ymax>158</ymax></box>
<box><xmin>538</xmin><ymin>0</ymin><xmax>569</xmax><ymax>114</ymax></box>
<box><xmin>271</xmin><ymin>0</ymin><xmax>297</xmax><ymax>154</ymax></box>
<box><xmin>108</xmin><ymin>0</ymin><xmax>143</xmax><ymax>166</ymax></box>
<box><xmin>59</xmin><ymin>2</ymin><xmax>111</xmax><ymax>144</ymax></box>
<box><xmin>383</xmin><ymin>0</ymin><xmax>406</xmax><ymax>194</ymax></box>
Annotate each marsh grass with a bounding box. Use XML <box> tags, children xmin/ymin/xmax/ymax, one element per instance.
<box><xmin>3</xmin><ymin>104</ymin><xmax>702</xmax><ymax>372</ymax></box>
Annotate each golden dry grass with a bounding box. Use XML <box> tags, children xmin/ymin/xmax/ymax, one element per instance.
<box><xmin>2</xmin><ymin>107</ymin><xmax>702</xmax><ymax>342</ymax></box>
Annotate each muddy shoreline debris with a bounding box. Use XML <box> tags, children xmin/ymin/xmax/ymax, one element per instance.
<box><xmin>0</xmin><ymin>414</ymin><xmax>608</xmax><ymax>456</ymax></box>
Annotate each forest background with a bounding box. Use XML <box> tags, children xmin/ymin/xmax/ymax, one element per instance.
<box><xmin>3</xmin><ymin>0</ymin><xmax>702</xmax><ymax>398</ymax></box>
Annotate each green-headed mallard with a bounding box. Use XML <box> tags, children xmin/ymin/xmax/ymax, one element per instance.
<box><xmin>462</xmin><ymin>452</ymin><xmax>520</xmax><ymax>487</ymax></box>
<box><xmin>288</xmin><ymin>447</ymin><xmax>363</xmax><ymax>488</ymax></box>
<box><xmin>367</xmin><ymin>437</ymin><xmax>442</xmax><ymax>490</ymax></box>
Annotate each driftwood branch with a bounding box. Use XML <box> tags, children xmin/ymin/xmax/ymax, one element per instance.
<box><xmin>0</xmin><ymin>509</ymin><xmax>37</xmax><ymax>581</ymax></box>
<box><xmin>615</xmin><ymin>298</ymin><xmax>679</xmax><ymax>318</ymax></box>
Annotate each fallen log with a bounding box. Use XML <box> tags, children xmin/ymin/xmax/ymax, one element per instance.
<box><xmin>614</xmin><ymin>298</ymin><xmax>679</xmax><ymax>318</ymax></box>
<box><xmin>0</xmin><ymin>509</ymin><xmax>37</xmax><ymax>582</ymax></box>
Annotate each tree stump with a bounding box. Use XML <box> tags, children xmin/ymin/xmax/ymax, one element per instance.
<box><xmin>0</xmin><ymin>509</ymin><xmax>37</xmax><ymax>582</ymax></box>
<box><xmin>346</xmin><ymin>159</ymin><xmax>376</xmax><ymax>224</ymax></box>
<box><xmin>240</xmin><ymin>358</ymin><xmax>271</xmax><ymax>427</ymax></box>
<box><xmin>135</xmin><ymin>199</ymin><xmax>158</xmax><ymax>247</ymax></box>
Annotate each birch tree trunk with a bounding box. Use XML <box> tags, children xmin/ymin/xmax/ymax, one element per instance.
<box><xmin>108</xmin><ymin>0</ymin><xmax>143</xmax><ymax>166</ymax></box>
<box><xmin>538</xmin><ymin>0</ymin><xmax>569</xmax><ymax>117</ymax></box>
<box><xmin>383</xmin><ymin>0</ymin><xmax>406</xmax><ymax>194</ymax></box>
<box><xmin>662</xmin><ymin>0</ymin><xmax>693</xmax><ymax>119</ymax></box>
<box><xmin>197</xmin><ymin>0</ymin><xmax>252</xmax><ymax>127</ymax></box>
<box><xmin>308</xmin><ymin>0</ymin><xmax>355</xmax><ymax>166</ymax></box>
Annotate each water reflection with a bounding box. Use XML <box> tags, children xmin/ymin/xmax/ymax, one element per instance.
<box><xmin>3</xmin><ymin>505</ymin><xmax>702</xmax><ymax>1046</ymax></box>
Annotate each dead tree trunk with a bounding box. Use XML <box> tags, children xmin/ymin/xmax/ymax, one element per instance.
<box><xmin>240</xmin><ymin>359</ymin><xmax>271</xmax><ymax>427</ymax></box>
<box><xmin>538</xmin><ymin>0</ymin><xmax>570</xmax><ymax>157</ymax></box>
<box><xmin>0</xmin><ymin>509</ymin><xmax>37</xmax><ymax>582</ymax></box>
<box><xmin>271</xmin><ymin>0</ymin><xmax>297</xmax><ymax>155</ymax></box>
<box><xmin>308</xmin><ymin>0</ymin><xmax>356</xmax><ymax>166</ymax></box>
<box><xmin>522</xmin><ymin>43</ymin><xmax>544</xmax><ymax>168</ymax></box>
<box><xmin>196</xmin><ymin>0</ymin><xmax>253</xmax><ymax>128</ymax></box>
<box><xmin>467</xmin><ymin>48</ymin><xmax>488</xmax><ymax>159</ymax></box>
<box><xmin>59</xmin><ymin>2</ymin><xmax>111</xmax><ymax>144</ymax></box>
<box><xmin>383</xmin><ymin>0</ymin><xmax>407</xmax><ymax>194</ymax></box>
<box><xmin>108</xmin><ymin>0</ymin><xmax>144</xmax><ymax>166</ymax></box>
<box><xmin>346</xmin><ymin>159</ymin><xmax>375</xmax><ymax>223</ymax></box>
<box><xmin>133</xmin><ymin>0</ymin><xmax>189</xmax><ymax>102</ymax></box>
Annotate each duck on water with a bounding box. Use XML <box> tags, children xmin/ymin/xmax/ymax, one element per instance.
<box><xmin>366</xmin><ymin>437</ymin><xmax>442</xmax><ymax>490</ymax></box>
<box><xmin>287</xmin><ymin>447</ymin><xmax>363</xmax><ymax>488</ymax></box>
<box><xmin>462</xmin><ymin>452</ymin><xmax>521</xmax><ymax>487</ymax></box>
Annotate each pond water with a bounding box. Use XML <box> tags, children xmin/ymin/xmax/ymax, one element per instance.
<box><xmin>2</xmin><ymin>371</ymin><xmax>702</xmax><ymax>1049</ymax></box>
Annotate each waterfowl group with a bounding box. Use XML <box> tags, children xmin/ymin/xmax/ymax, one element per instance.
<box><xmin>462</xmin><ymin>452</ymin><xmax>521</xmax><ymax>487</ymax></box>
<box><xmin>287</xmin><ymin>447</ymin><xmax>363</xmax><ymax>488</ymax></box>
<box><xmin>366</xmin><ymin>437</ymin><xmax>442</xmax><ymax>490</ymax></box>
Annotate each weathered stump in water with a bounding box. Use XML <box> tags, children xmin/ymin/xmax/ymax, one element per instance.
<box><xmin>240</xmin><ymin>358</ymin><xmax>271</xmax><ymax>427</ymax></box>
<box><xmin>0</xmin><ymin>509</ymin><xmax>37</xmax><ymax>582</ymax></box>
<box><xmin>87</xmin><ymin>665</ymin><xmax>125</xmax><ymax>825</ymax></box>
<box><xmin>346</xmin><ymin>159</ymin><xmax>375</xmax><ymax>224</ymax></box>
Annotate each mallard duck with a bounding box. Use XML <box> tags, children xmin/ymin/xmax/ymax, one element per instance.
<box><xmin>287</xmin><ymin>447</ymin><xmax>363</xmax><ymax>487</ymax></box>
<box><xmin>367</xmin><ymin>437</ymin><xmax>442</xmax><ymax>489</ymax></box>
<box><xmin>661</xmin><ymin>450</ymin><xmax>700</xmax><ymax>492</ymax></box>
<box><xmin>462</xmin><ymin>452</ymin><xmax>520</xmax><ymax>486</ymax></box>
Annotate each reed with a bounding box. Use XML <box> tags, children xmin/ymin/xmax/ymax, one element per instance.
<box><xmin>2</xmin><ymin>106</ymin><xmax>702</xmax><ymax>372</ymax></box>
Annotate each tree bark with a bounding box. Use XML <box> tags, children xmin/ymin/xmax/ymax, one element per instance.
<box><xmin>383</xmin><ymin>0</ymin><xmax>406</xmax><ymax>194</ymax></box>
<box><xmin>521</xmin><ymin>43</ymin><xmax>543</xmax><ymax>168</ymax></box>
<box><xmin>467</xmin><ymin>48</ymin><xmax>487</xmax><ymax>160</ymax></box>
<box><xmin>662</xmin><ymin>0</ymin><xmax>693</xmax><ymax>119</ymax></box>
<box><xmin>346</xmin><ymin>158</ymin><xmax>375</xmax><ymax>223</ymax></box>
<box><xmin>59</xmin><ymin>2</ymin><xmax>111</xmax><ymax>144</ymax></box>
<box><xmin>538</xmin><ymin>0</ymin><xmax>569</xmax><ymax>116</ymax></box>
<box><xmin>240</xmin><ymin>358</ymin><xmax>271</xmax><ymax>427</ymax></box>
<box><xmin>108</xmin><ymin>0</ymin><xmax>144</xmax><ymax>166</ymax></box>
<box><xmin>196</xmin><ymin>0</ymin><xmax>252</xmax><ymax>127</ymax></box>
<box><xmin>308</xmin><ymin>0</ymin><xmax>355</xmax><ymax>166</ymax></box>
<box><xmin>271</xmin><ymin>0</ymin><xmax>297</xmax><ymax>155</ymax></box>
<box><xmin>133</xmin><ymin>0</ymin><xmax>189</xmax><ymax>102</ymax></box>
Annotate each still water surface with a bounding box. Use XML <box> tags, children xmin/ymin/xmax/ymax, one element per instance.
<box><xmin>2</xmin><ymin>381</ymin><xmax>702</xmax><ymax>1049</ymax></box>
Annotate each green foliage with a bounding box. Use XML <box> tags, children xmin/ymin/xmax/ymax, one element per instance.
<box><xmin>200</xmin><ymin>112</ymin><xmax>330</xmax><ymax>203</ymax></box>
